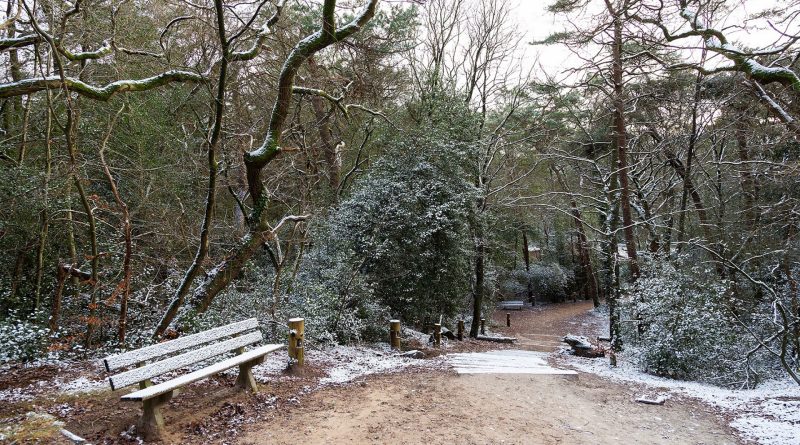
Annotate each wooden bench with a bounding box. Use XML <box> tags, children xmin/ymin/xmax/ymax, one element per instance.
<box><xmin>100</xmin><ymin>318</ymin><xmax>284</xmax><ymax>440</ymax></box>
<box><xmin>499</xmin><ymin>300</ymin><xmax>524</xmax><ymax>310</ymax></box>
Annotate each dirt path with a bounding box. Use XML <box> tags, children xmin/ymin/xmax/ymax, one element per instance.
<box><xmin>241</xmin><ymin>371</ymin><xmax>737</xmax><ymax>445</ymax></box>
<box><xmin>490</xmin><ymin>300</ymin><xmax>605</xmax><ymax>352</ymax></box>
<box><xmin>240</xmin><ymin>302</ymin><xmax>741</xmax><ymax>445</ymax></box>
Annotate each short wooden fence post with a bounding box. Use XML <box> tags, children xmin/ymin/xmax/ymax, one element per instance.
<box><xmin>480</xmin><ymin>318</ymin><xmax>486</xmax><ymax>335</ymax></box>
<box><xmin>288</xmin><ymin>317</ymin><xmax>305</xmax><ymax>366</ymax></box>
<box><xmin>433</xmin><ymin>323</ymin><xmax>442</xmax><ymax>347</ymax></box>
<box><xmin>506</xmin><ymin>313</ymin><xmax>511</xmax><ymax>327</ymax></box>
<box><xmin>390</xmin><ymin>319</ymin><xmax>401</xmax><ymax>350</ymax></box>
<box><xmin>457</xmin><ymin>319</ymin><xmax>464</xmax><ymax>341</ymax></box>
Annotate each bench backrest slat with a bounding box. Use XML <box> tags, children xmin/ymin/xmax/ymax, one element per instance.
<box><xmin>108</xmin><ymin>330</ymin><xmax>263</xmax><ymax>390</ymax></box>
<box><xmin>102</xmin><ymin>318</ymin><xmax>259</xmax><ymax>372</ymax></box>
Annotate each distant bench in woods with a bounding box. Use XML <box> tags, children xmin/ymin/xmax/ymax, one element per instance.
<box><xmin>498</xmin><ymin>300</ymin><xmax>525</xmax><ymax>310</ymax></box>
<box><xmin>100</xmin><ymin>318</ymin><xmax>284</xmax><ymax>440</ymax></box>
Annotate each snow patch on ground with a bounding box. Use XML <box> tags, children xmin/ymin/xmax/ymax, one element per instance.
<box><xmin>560</xmin><ymin>309</ymin><xmax>800</xmax><ymax>445</ymax></box>
<box><xmin>447</xmin><ymin>350</ymin><xmax>577</xmax><ymax>375</ymax></box>
<box><xmin>311</xmin><ymin>344</ymin><xmax>441</xmax><ymax>386</ymax></box>
<box><xmin>1</xmin><ymin>343</ymin><xmax>442</xmax><ymax>404</ymax></box>
<box><xmin>56</xmin><ymin>376</ymin><xmax>106</xmax><ymax>394</ymax></box>
<box><xmin>0</xmin><ymin>373</ymin><xmax>106</xmax><ymax>402</ymax></box>
<box><xmin>0</xmin><ymin>386</ymin><xmax>36</xmax><ymax>402</ymax></box>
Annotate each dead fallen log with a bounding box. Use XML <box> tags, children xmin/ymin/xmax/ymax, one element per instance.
<box><xmin>562</xmin><ymin>334</ymin><xmax>605</xmax><ymax>358</ymax></box>
<box><xmin>476</xmin><ymin>335</ymin><xmax>516</xmax><ymax>343</ymax></box>
<box><xmin>58</xmin><ymin>263</ymin><xmax>93</xmax><ymax>282</ymax></box>
<box><xmin>428</xmin><ymin>326</ymin><xmax>457</xmax><ymax>343</ymax></box>
<box><xmin>400</xmin><ymin>350</ymin><xmax>424</xmax><ymax>359</ymax></box>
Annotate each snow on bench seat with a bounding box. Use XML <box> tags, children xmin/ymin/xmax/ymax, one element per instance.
<box><xmin>121</xmin><ymin>344</ymin><xmax>284</xmax><ymax>401</ymax></box>
<box><xmin>109</xmin><ymin>331</ymin><xmax>263</xmax><ymax>390</ymax></box>
<box><xmin>103</xmin><ymin>318</ymin><xmax>259</xmax><ymax>372</ymax></box>
<box><xmin>499</xmin><ymin>300</ymin><xmax>525</xmax><ymax>310</ymax></box>
<box><xmin>99</xmin><ymin>318</ymin><xmax>285</xmax><ymax>441</ymax></box>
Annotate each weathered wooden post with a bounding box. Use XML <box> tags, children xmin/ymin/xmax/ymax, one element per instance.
<box><xmin>506</xmin><ymin>313</ymin><xmax>511</xmax><ymax>327</ymax></box>
<box><xmin>389</xmin><ymin>319</ymin><xmax>401</xmax><ymax>350</ymax></box>
<box><xmin>480</xmin><ymin>318</ymin><xmax>486</xmax><ymax>335</ymax></box>
<box><xmin>457</xmin><ymin>319</ymin><xmax>464</xmax><ymax>341</ymax></box>
<box><xmin>137</xmin><ymin>362</ymin><xmax>153</xmax><ymax>390</ymax></box>
<box><xmin>433</xmin><ymin>323</ymin><xmax>442</xmax><ymax>347</ymax></box>
<box><xmin>288</xmin><ymin>317</ymin><xmax>305</xmax><ymax>366</ymax></box>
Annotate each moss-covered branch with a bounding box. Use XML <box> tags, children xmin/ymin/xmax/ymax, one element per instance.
<box><xmin>0</xmin><ymin>34</ymin><xmax>40</xmax><ymax>52</ymax></box>
<box><xmin>0</xmin><ymin>70</ymin><xmax>205</xmax><ymax>100</ymax></box>
<box><xmin>244</xmin><ymin>0</ymin><xmax>378</xmax><ymax>207</ymax></box>
<box><xmin>58</xmin><ymin>40</ymin><xmax>113</xmax><ymax>61</ymax></box>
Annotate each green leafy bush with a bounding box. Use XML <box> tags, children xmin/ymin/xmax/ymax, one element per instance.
<box><xmin>619</xmin><ymin>256</ymin><xmax>779</xmax><ymax>387</ymax></box>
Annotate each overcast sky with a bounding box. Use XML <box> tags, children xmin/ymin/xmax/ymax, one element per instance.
<box><xmin>507</xmin><ymin>0</ymin><xmax>795</xmax><ymax>80</ymax></box>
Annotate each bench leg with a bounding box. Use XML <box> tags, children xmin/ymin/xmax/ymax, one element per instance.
<box><xmin>138</xmin><ymin>391</ymin><xmax>173</xmax><ymax>441</ymax></box>
<box><xmin>236</xmin><ymin>356</ymin><xmax>264</xmax><ymax>393</ymax></box>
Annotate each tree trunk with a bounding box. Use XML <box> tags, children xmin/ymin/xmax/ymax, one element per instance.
<box><xmin>34</xmin><ymin>105</ymin><xmax>53</xmax><ymax>308</ymax></box>
<box><xmin>470</xmin><ymin>232</ymin><xmax>485</xmax><ymax>338</ymax></box>
<box><xmin>98</xmin><ymin>107</ymin><xmax>132</xmax><ymax>346</ymax></box>
<box><xmin>307</xmin><ymin>57</ymin><xmax>340</xmax><ymax>192</ymax></box>
<box><xmin>571</xmin><ymin>200</ymin><xmax>599</xmax><ymax>307</ymax></box>
<box><xmin>177</xmin><ymin>0</ymin><xmax>379</xmax><ymax>324</ymax></box>
<box><xmin>663</xmin><ymin>148</ymin><xmax>713</xmax><ymax>242</ymax></box>
<box><xmin>153</xmin><ymin>25</ymin><xmax>229</xmax><ymax>338</ymax></box>
<box><xmin>553</xmin><ymin>167</ymin><xmax>599</xmax><ymax>307</ymax></box>
<box><xmin>735</xmin><ymin>124</ymin><xmax>758</xmax><ymax>230</ymax></box>
<box><xmin>521</xmin><ymin>230</ymin><xmax>533</xmax><ymax>303</ymax></box>
<box><xmin>608</xmin><ymin>5</ymin><xmax>639</xmax><ymax>279</ymax></box>
<box><xmin>662</xmin><ymin>185</ymin><xmax>675</xmax><ymax>256</ymax></box>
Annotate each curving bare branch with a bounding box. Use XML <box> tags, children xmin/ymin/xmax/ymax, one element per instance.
<box><xmin>0</xmin><ymin>70</ymin><xmax>205</xmax><ymax>100</ymax></box>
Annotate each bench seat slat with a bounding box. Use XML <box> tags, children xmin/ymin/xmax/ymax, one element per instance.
<box><xmin>109</xmin><ymin>331</ymin><xmax>263</xmax><ymax>390</ymax></box>
<box><xmin>103</xmin><ymin>318</ymin><xmax>259</xmax><ymax>371</ymax></box>
<box><xmin>121</xmin><ymin>344</ymin><xmax>285</xmax><ymax>401</ymax></box>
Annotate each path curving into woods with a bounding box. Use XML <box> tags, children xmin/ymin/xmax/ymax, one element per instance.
<box><xmin>241</xmin><ymin>302</ymin><xmax>740</xmax><ymax>445</ymax></box>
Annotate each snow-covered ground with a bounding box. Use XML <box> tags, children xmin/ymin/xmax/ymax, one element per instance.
<box><xmin>564</xmin><ymin>355</ymin><xmax>800</xmax><ymax>445</ymax></box>
<box><xmin>561</xmin><ymin>310</ymin><xmax>800</xmax><ymax>445</ymax></box>
<box><xmin>0</xmin><ymin>343</ymin><xmax>442</xmax><ymax>405</ymax></box>
<box><xmin>4</xmin><ymin>317</ymin><xmax>797</xmax><ymax>445</ymax></box>
<box><xmin>0</xmin><ymin>369</ymin><xmax>106</xmax><ymax>403</ymax></box>
<box><xmin>250</xmin><ymin>343</ymin><xmax>445</xmax><ymax>386</ymax></box>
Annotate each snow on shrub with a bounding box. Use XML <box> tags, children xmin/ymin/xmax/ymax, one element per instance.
<box><xmin>618</xmin><ymin>256</ymin><xmax>779</xmax><ymax>388</ymax></box>
<box><xmin>498</xmin><ymin>263</ymin><xmax>576</xmax><ymax>303</ymax></box>
<box><xmin>0</xmin><ymin>310</ymin><xmax>50</xmax><ymax>363</ymax></box>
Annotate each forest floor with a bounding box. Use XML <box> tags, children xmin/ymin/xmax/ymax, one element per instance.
<box><xmin>0</xmin><ymin>301</ymin><xmax>797</xmax><ymax>444</ymax></box>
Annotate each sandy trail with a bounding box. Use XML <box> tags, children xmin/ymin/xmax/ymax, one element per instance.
<box><xmin>242</xmin><ymin>371</ymin><xmax>738</xmax><ymax>445</ymax></box>
<box><xmin>241</xmin><ymin>302</ymin><xmax>740</xmax><ymax>445</ymax></box>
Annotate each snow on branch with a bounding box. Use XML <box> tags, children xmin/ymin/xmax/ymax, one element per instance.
<box><xmin>245</xmin><ymin>0</ymin><xmax>378</xmax><ymax>172</ymax></box>
<box><xmin>0</xmin><ymin>34</ymin><xmax>40</xmax><ymax>51</ymax></box>
<box><xmin>629</xmin><ymin>6</ymin><xmax>800</xmax><ymax>91</ymax></box>
<box><xmin>292</xmin><ymin>85</ymin><xmax>397</xmax><ymax>128</ymax></box>
<box><xmin>229</xmin><ymin>0</ymin><xmax>286</xmax><ymax>61</ymax></box>
<box><xmin>268</xmin><ymin>214</ymin><xmax>311</xmax><ymax>235</ymax></box>
<box><xmin>292</xmin><ymin>85</ymin><xmax>348</xmax><ymax>115</ymax></box>
<box><xmin>0</xmin><ymin>70</ymin><xmax>205</xmax><ymax>100</ymax></box>
<box><xmin>59</xmin><ymin>40</ymin><xmax>113</xmax><ymax>61</ymax></box>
